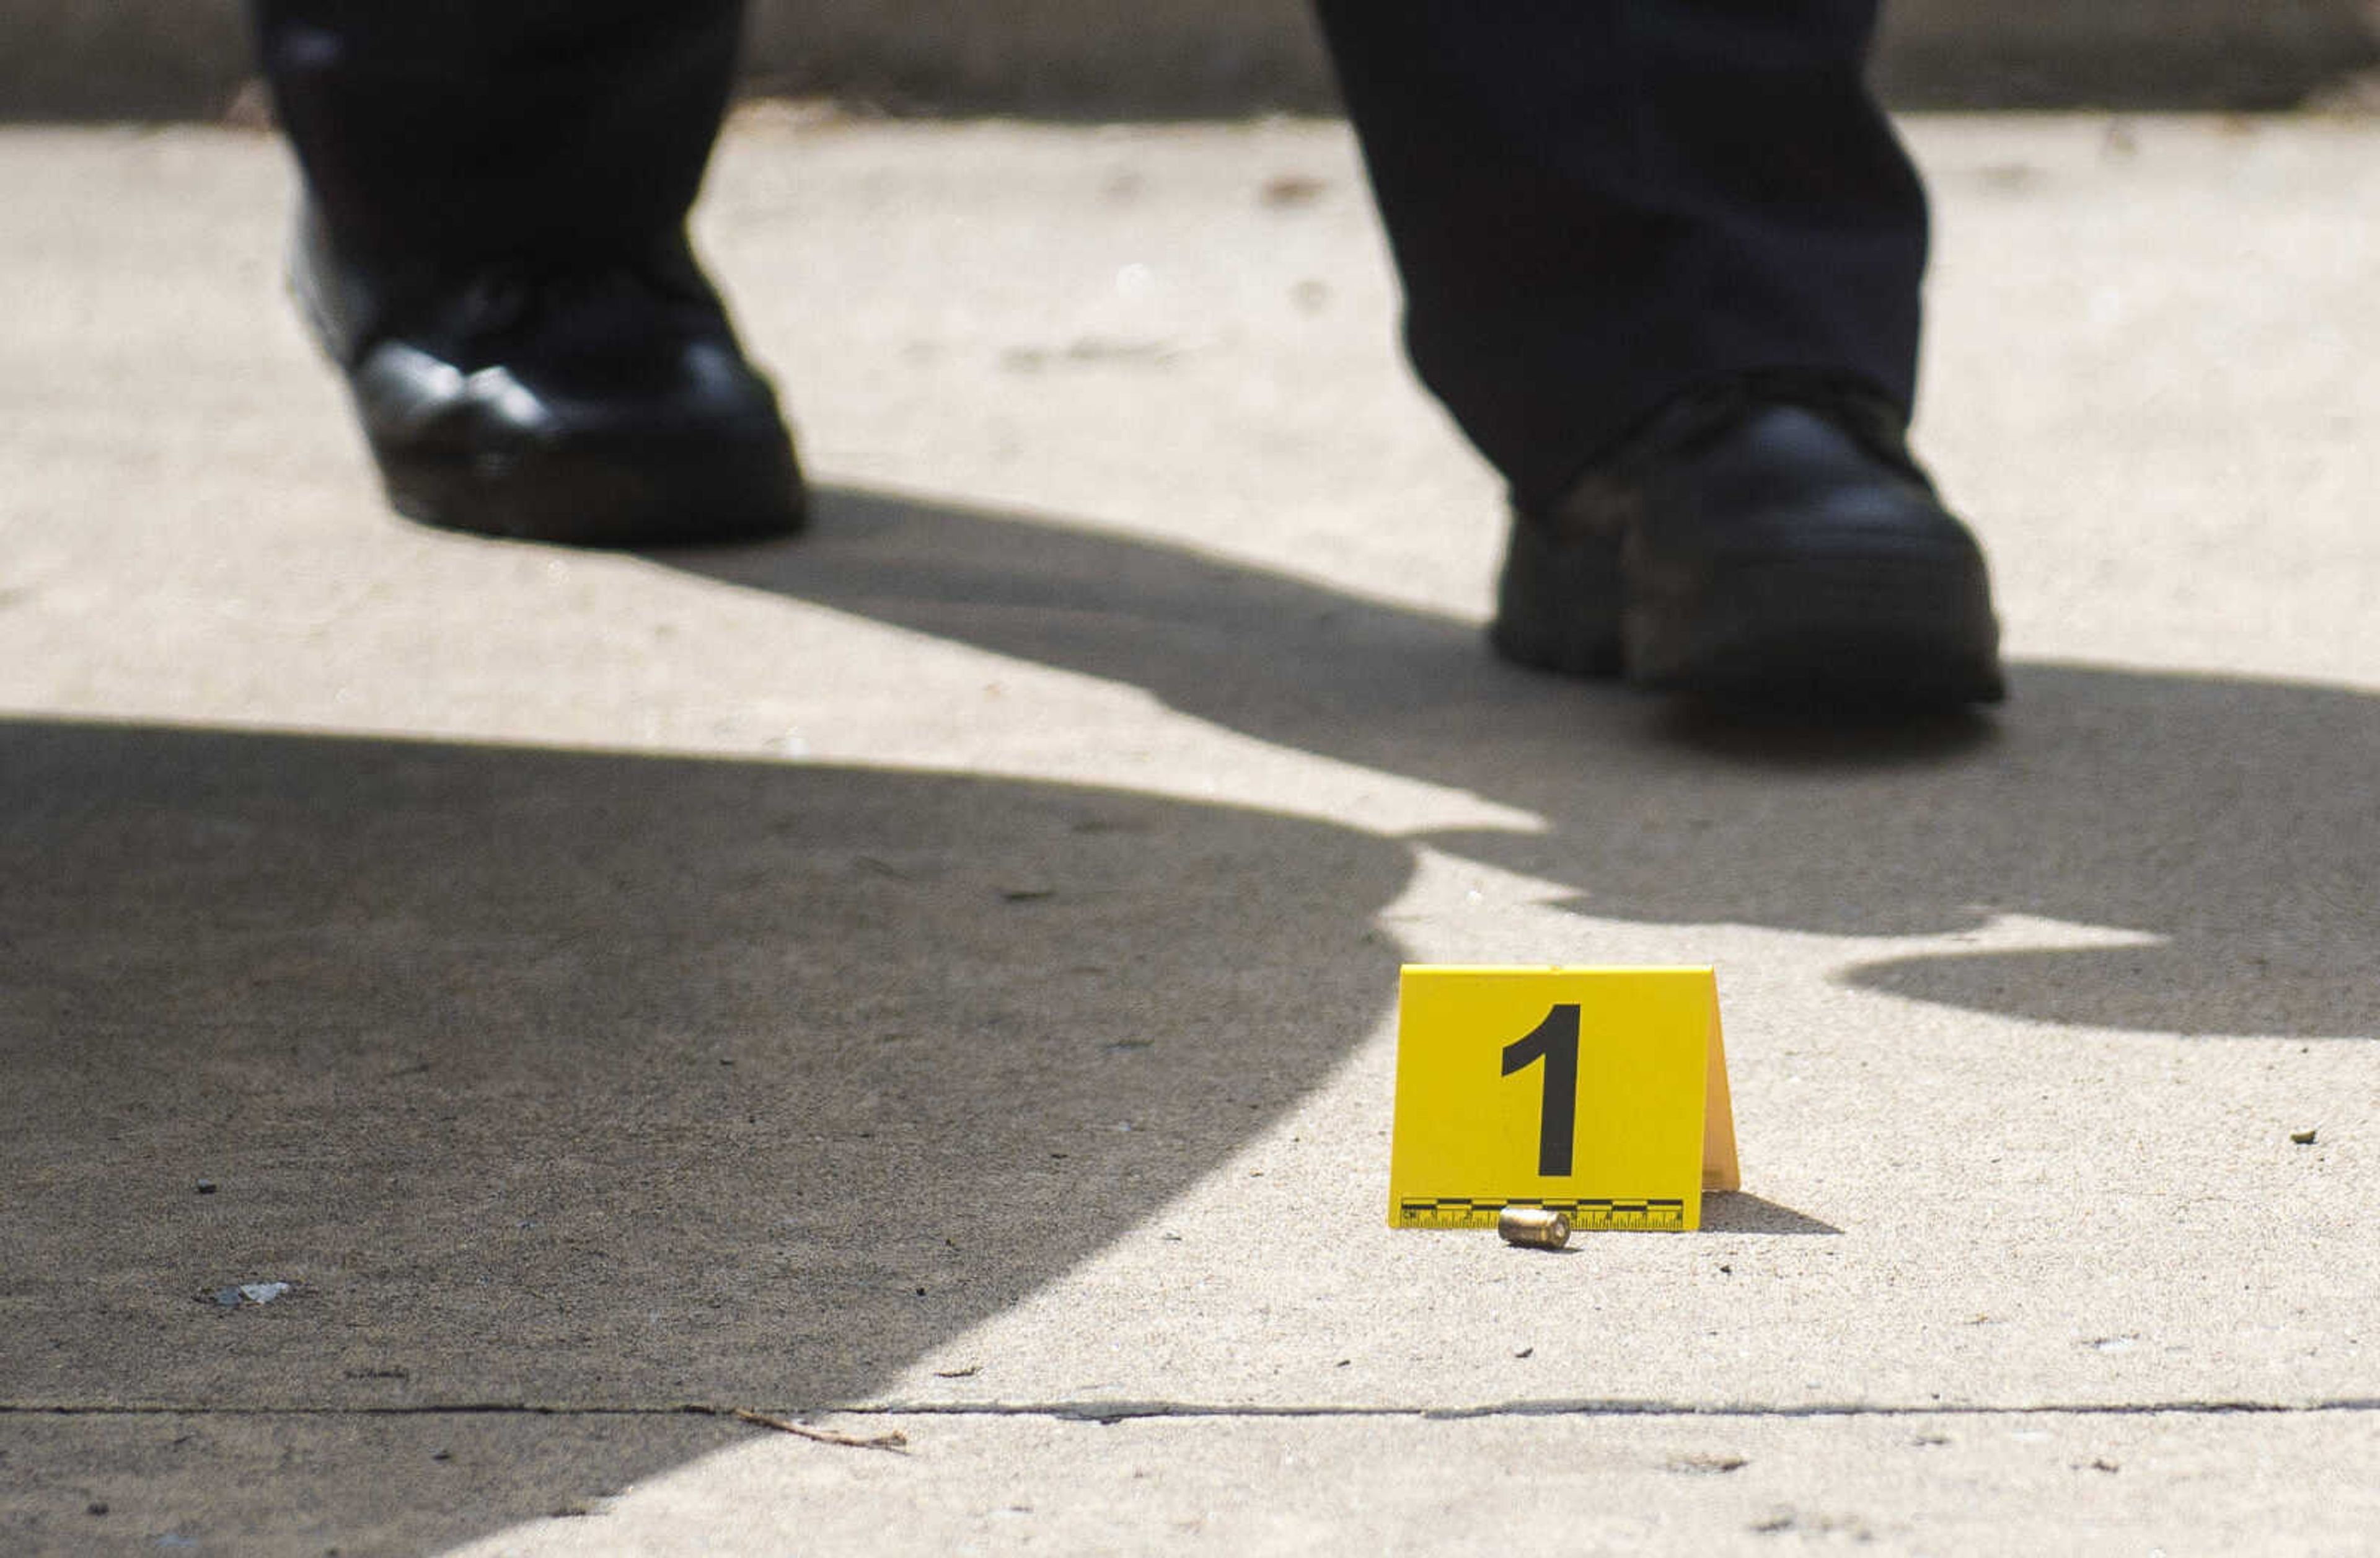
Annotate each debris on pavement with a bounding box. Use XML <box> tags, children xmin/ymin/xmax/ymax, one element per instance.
<box><xmin>684</xmin><ymin>1404</ymin><xmax>910</xmax><ymax>1454</ymax></box>
<box><xmin>200</xmin><ymin>1280</ymin><xmax>294</xmax><ymax>1308</ymax></box>
<box><xmin>2290</xmin><ymin>1128</ymin><xmax>2319</xmax><ymax>1144</ymax></box>
<box><xmin>1667</xmin><ymin>1453</ymin><xmax>1749</xmax><ymax>1476</ymax></box>
<box><xmin>1259</xmin><ymin>173</ymin><xmax>1328</xmax><ymax>208</ymax></box>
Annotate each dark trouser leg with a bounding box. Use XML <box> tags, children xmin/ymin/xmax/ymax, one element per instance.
<box><xmin>250</xmin><ymin>0</ymin><xmax>801</xmax><ymax>547</ymax></box>
<box><xmin>253</xmin><ymin>1</ymin><xmax>743</xmax><ymax>268</ymax></box>
<box><xmin>1311</xmin><ymin>0</ymin><xmax>1928</xmax><ymax>512</ymax></box>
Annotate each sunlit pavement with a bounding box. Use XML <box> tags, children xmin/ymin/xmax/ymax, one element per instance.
<box><xmin>2</xmin><ymin>113</ymin><xmax>2376</xmax><ymax>1554</ymax></box>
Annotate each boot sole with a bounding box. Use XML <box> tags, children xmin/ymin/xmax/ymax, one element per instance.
<box><xmin>1492</xmin><ymin>520</ymin><xmax>2004</xmax><ymax>710</ymax></box>
<box><xmin>372</xmin><ymin>428</ymin><xmax>806</xmax><ymax>549</ymax></box>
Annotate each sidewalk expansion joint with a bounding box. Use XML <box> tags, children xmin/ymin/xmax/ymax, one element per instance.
<box><xmin>9</xmin><ymin>1399</ymin><xmax>2380</xmax><ymax>1425</ymax></box>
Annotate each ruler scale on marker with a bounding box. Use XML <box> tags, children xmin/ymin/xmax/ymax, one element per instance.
<box><xmin>1386</xmin><ymin>967</ymin><xmax>1737</xmax><ymax>1232</ymax></box>
<box><xmin>1397</xmin><ymin>1197</ymin><xmax>1690</xmax><ymax>1231</ymax></box>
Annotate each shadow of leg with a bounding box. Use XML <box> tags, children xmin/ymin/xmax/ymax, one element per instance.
<box><xmin>0</xmin><ymin>717</ymin><xmax>1412</xmax><ymax>1549</ymax></box>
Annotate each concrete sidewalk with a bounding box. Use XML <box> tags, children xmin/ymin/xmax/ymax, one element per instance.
<box><xmin>7</xmin><ymin>1</ymin><xmax>2380</xmax><ymax>118</ymax></box>
<box><xmin>1</xmin><ymin>114</ymin><xmax>2376</xmax><ymax>1554</ymax></box>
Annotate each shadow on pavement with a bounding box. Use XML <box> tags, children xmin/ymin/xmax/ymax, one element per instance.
<box><xmin>676</xmin><ymin>484</ymin><xmax>2378</xmax><ymax>1042</ymax></box>
<box><xmin>1699</xmin><ymin>1193</ymin><xmax>1841</xmax><ymax>1236</ymax></box>
<box><xmin>8</xmin><ymin>481</ymin><xmax>2372</xmax><ymax>1549</ymax></box>
<box><xmin>0</xmin><ymin>718</ymin><xmax>1409</xmax><ymax>1549</ymax></box>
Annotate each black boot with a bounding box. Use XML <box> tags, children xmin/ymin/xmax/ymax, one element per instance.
<box><xmin>291</xmin><ymin>213</ymin><xmax>804</xmax><ymax>547</ymax></box>
<box><xmin>1491</xmin><ymin>374</ymin><xmax>2004</xmax><ymax>712</ymax></box>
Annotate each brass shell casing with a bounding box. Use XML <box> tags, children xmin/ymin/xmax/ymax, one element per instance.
<box><xmin>1496</xmin><ymin>1206</ymin><xmax>1572</xmax><ymax>1249</ymax></box>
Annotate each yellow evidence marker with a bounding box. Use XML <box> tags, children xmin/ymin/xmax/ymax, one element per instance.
<box><xmin>1388</xmin><ymin>966</ymin><xmax>1738</xmax><ymax>1231</ymax></box>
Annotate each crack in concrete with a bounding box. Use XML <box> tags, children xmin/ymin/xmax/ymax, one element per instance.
<box><xmin>863</xmin><ymin>1397</ymin><xmax>2380</xmax><ymax>1423</ymax></box>
<box><xmin>8</xmin><ymin>1398</ymin><xmax>2380</xmax><ymax>1424</ymax></box>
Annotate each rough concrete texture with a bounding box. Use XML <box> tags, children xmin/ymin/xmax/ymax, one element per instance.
<box><xmin>447</xmin><ymin>1412</ymin><xmax>2380</xmax><ymax>1556</ymax></box>
<box><xmin>2</xmin><ymin>115</ymin><xmax>2378</xmax><ymax>1553</ymax></box>
<box><xmin>15</xmin><ymin>1409</ymin><xmax>2375</xmax><ymax>1556</ymax></box>
<box><xmin>4</xmin><ymin>1</ymin><xmax>2378</xmax><ymax>119</ymax></box>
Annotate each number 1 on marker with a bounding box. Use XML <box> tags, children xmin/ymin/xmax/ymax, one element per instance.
<box><xmin>1501</xmin><ymin>1003</ymin><xmax>1580</xmax><ymax>1177</ymax></box>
